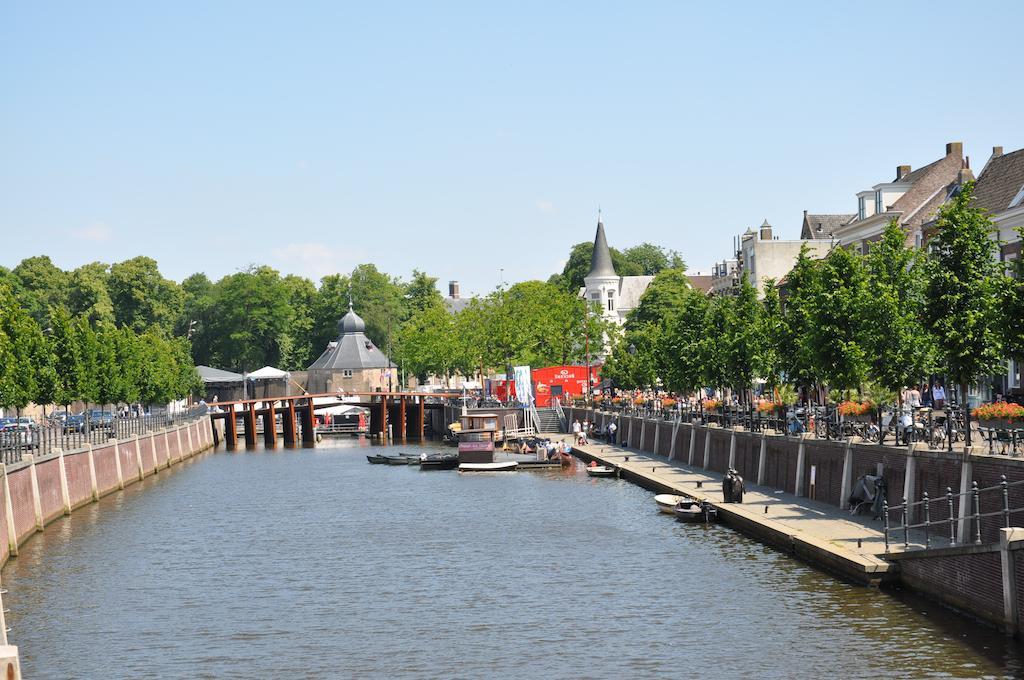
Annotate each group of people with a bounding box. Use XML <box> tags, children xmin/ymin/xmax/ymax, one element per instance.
<box><xmin>902</xmin><ymin>383</ymin><xmax>947</xmax><ymax>409</ymax></box>
<box><xmin>571</xmin><ymin>419</ymin><xmax>595</xmax><ymax>445</ymax></box>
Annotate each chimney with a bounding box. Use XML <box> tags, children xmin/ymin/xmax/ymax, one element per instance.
<box><xmin>760</xmin><ymin>219</ymin><xmax>773</xmax><ymax>240</ymax></box>
<box><xmin>958</xmin><ymin>167</ymin><xmax>975</xmax><ymax>184</ymax></box>
<box><xmin>993</xmin><ymin>146</ymin><xmax>1004</xmax><ymax>158</ymax></box>
<box><xmin>896</xmin><ymin>165</ymin><xmax>911</xmax><ymax>180</ymax></box>
<box><xmin>945</xmin><ymin>141</ymin><xmax>963</xmax><ymax>157</ymax></box>
<box><xmin>448</xmin><ymin>281</ymin><xmax>460</xmax><ymax>299</ymax></box>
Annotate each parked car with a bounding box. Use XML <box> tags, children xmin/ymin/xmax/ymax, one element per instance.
<box><xmin>88</xmin><ymin>410</ymin><xmax>114</xmax><ymax>430</ymax></box>
<box><xmin>64</xmin><ymin>414</ymin><xmax>86</xmax><ymax>433</ymax></box>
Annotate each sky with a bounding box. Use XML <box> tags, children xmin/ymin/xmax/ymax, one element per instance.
<box><xmin>3</xmin><ymin>1</ymin><xmax>1023</xmax><ymax>297</ymax></box>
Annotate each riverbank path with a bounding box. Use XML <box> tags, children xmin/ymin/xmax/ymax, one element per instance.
<box><xmin>569</xmin><ymin>437</ymin><xmax>922</xmax><ymax>583</ymax></box>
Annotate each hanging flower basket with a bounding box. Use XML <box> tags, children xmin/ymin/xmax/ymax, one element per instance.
<box><xmin>704</xmin><ymin>399</ymin><xmax>722</xmax><ymax>413</ymax></box>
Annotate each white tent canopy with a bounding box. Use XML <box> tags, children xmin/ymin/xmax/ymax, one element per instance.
<box><xmin>245</xmin><ymin>366</ymin><xmax>290</xmax><ymax>380</ymax></box>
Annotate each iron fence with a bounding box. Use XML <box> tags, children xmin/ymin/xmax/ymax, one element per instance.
<box><xmin>0</xmin><ymin>406</ymin><xmax>209</xmax><ymax>465</ymax></box>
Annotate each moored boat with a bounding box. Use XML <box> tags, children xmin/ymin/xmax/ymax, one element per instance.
<box><xmin>366</xmin><ymin>454</ymin><xmax>388</xmax><ymax>464</ymax></box>
<box><xmin>383</xmin><ymin>454</ymin><xmax>419</xmax><ymax>465</ymax></box>
<box><xmin>419</xmin><ymin>452</ymin><xmax>459</xmax><ymax>470</ymax></box>
<box><xmin>654</xmin><ymin>494</ymin><xmax>684</xmax><ymax>514</ymax></box>
<box><xmin>674</xmin><ymin>499</ymin><xmax>718</xmax><ymax>523</ymax></box>
<box><xmin>585</xmin><ymin>465</ymin><xmax>616</xmax><ymax>477</ymax></box>
<box><xmin>457</xmin><ymin>413</ymin><xmax>499</xmax><ymax>463</ymax></box>
<box><xmin>458</xmin><ymin>461</ymin><xmax>518</xmax><ymax>472</ymax></box>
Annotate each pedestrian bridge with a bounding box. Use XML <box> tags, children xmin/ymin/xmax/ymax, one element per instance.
<box><xmin>207</xmin><ymin>391</ymin><xmax>462</xmax><ymax>448</ymax></box>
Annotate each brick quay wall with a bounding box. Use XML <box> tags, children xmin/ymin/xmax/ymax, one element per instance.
<box><xmin>0</xmin><ymin>418</ymin><xmax>215</xmax><ymax>568</ymax></box>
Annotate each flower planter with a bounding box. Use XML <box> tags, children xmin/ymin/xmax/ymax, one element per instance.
<box><xmin>979</xmin><ymin>418</ymin><xmax>1021</xmax><ymax>431</ymax></box>
<box><xmin>843</xmin><ymin>414</ymin><xmax>873</xmax><ymax>423</ymax></box>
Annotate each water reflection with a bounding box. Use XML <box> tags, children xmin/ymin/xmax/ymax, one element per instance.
<box><xmin>2</xmin><ymin>436</ymin><xmax>1021</xmax><ymax>679</ymax></box>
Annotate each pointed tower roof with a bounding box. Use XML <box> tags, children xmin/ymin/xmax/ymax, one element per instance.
<box><xmin>588</xmin><ymin>218</ymin><xmax>616</xmax><ymax>278</ymax></box>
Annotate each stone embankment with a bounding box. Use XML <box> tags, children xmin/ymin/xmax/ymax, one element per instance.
<box><xmin>566</xmin><ymin>406</ymin><xmax>1024</xmax><ymax>635</ymax></box>
<box><xmin>0</xmin><ymin>417</ymin><xmax>214</xmax><ymax>566</ymax></box>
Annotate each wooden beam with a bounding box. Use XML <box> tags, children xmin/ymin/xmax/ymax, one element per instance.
<box><xmin>283</xmin><ymin>400</ymin><xmax>297</xmax><ymax>446</ymax></box>
<box><xmin>225</xmin><ymin>404</ymin><xmax>237</xmax><ymax>448</ymax></box>
<box><xmin>244</xmin><ymin>403</ymin><xmax>257</xmax><ymax>446</ymax></box>
<box><xmin>263</xmin><ymin>402</ymin><xmax>277</xmax><ymax>447</ymax></box>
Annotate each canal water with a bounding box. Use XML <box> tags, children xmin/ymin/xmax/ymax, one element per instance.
<box><xmin>3</xmin><ymin>437</ymin><xmax>1022</xmax><ymax>679</ymax></box>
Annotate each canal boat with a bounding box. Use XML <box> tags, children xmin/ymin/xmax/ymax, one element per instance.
<box><xmin>585</xmin><ymin>465</ymin><xmax>616</xmax><ymax>477</ymax></box>
<box><xmin>457</xmin><ymin>413</ymin><xmax>499</xmax><ymax>464</ymax></box>
<box><xmin>458</xmin><ymin>461</ymin><xmax>518</xmax><ymax>472</ymax></box>
<box><xmin>419</xmin><ymin>452</ymin><xmax>459</xmax><ymax>470</ymax></box>
<box><xmin>673</xmin><ymin>499</ymin><xmax>718</xmax><ymax>524</ymax></box>
<box><xmin>654</xmin><ymin>494</ymin><xmax>684</xmax><ymax>514</ymax></box>
<box><xmin>366</xmin><ymin>454</ymin><xmax>389</xmax><ymax>464</ymax></box>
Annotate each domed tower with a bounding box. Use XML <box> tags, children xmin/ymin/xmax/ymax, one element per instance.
<box><xmin>306</xmin><ymin>302</ymin><xmax>393</xmax><ymax>393</ymax></box>
<box><xmin>582</xmin><ymin>216</ymin><xmax>621</xmax><ymax>323</ymax></box>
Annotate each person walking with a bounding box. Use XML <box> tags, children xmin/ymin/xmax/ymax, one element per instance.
<box><xmin>572</xmin><ymin>419</ymin><xmax>581</xmax><ymax>438</ymax></box>
<box><xmin>933</xmin><ymin>382</ymin><xmax>946</xmax><ymax>409</ymax></box>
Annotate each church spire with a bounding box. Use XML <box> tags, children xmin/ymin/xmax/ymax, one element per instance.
<box><xmin>587</xmin><ymin>212</ymin><xmax>616</xmax><ymax>278</ymax></box>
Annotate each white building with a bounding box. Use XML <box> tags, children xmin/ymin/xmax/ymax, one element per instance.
<box><xmin>579</xmin><ymin>219</ymin><xmax>654</xmax><ymax>325</ymax></box>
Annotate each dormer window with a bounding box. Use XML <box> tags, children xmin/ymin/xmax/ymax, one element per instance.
<box><xmin>858</xmin><ymin>196</ymin><xmax>865</xmax><ymax>221</ymax></box>
<box><xmin>875</xmin><ymin>191</ymin><xmax>883</xmax><ymax>215</ymax></box>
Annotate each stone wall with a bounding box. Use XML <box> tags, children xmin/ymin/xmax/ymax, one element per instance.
<box><xmin>0</xmin><ymin>418</ymin><xmax>214</xmax><ymax>569</ymax></box>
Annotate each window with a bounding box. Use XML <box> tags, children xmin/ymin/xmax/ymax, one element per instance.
<box><xmin>858</xmin><ymin>196</ymin><xmax>865</xmax><ymax>221</ymax></box>
<box><xmin>606</xmin><ymin>290</ymin><xmax>614</xmax><ymax>311</ymax></box>
<box><xmin>342</xmin><ymin>370</ymin><xmax>353</xmax><ymax>378</ymax></box>
<box><xmin>591</xmin><ymin>292</ymin><xmax>600</xmax><ymax>300</ymax></box>
<box><xmin>875</xmin><ymin>191</ymin><xmax>883</xmax><ymax>215</ymax></box>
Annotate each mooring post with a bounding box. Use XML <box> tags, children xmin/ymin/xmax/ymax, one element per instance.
<box><xmin>283</xmin><ymin>400</ymin><xmax>297</xmax><ymax>446</ymax></box>
<box><xmin>300</xmin><ymin>399</ymin><xmax>316</xmax><ymax>444</ymax></box>
<box><xmin>243</xmin><ymin>403</ymin><xmax>257</xmax><ymax>447</ymax></box>
<box><xmin>225</xmin><ymin>404</ymin><xmax>237</xmax><ymax>448</ymax></box>
<box><xmin>263</xmin><ymin>401</ymin><xmax>277</xmax><ymax>448</ymax></box>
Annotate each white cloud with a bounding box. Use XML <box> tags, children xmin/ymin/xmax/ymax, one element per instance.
<box><xmin>271</xmin><ymin>242</ymin><xmax>364</xmax><ymax>281</ymax></box>
<box><xmin>535</xmin><ymin>200</ymin><xmax>555</xmax><ymax>214</ymax></box>
<box><xmin>72</xmin><ymin>222</ymin><xmax>113</xmax><ymax>242</ymax></box>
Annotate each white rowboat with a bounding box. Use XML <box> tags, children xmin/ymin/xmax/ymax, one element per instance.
<box><xmin>458</xmin><ymin>461</ymin><xmax>518</xmax><ymax>472</ymax></box>
<box><xmin>654</xmin><ymin>494</ymin><xmax>684</xmax><ymax>514</ymax></box>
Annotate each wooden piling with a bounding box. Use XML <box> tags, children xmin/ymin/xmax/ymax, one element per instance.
<box><xmin>263</xmin><ymin>402</ymin><xmax>277</xmax><ymax>447</ymax></box>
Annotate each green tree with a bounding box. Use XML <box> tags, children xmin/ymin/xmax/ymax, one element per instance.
<box><xmin>756</xmin><ymin>280</ymin><xmax>785</xmax><ymax>390</ymax></box>
<box><xmin>67</xmin><ymin>262</ymin><xmax>115</xmax><ymax>325</ymax></box>
<box><xmin>864</xmin><ymin>220</ymin><xmax>935</xmax><ymax>396</ymax></box>
<box><xmin>13</xmin><ymin>255</ymin><xmax>69</xmax><ymax>327</ymax></box>
<box><xmin>205</xmin><ymin>266</ymin><xmax>291</xmax><ymax>371</ymax></box>
<box><xmin>108</xmin><ymin>256</ymin><xmax>183</xmax><ymax>333</ymax></box>
<box><xmin>405</xmin><ymin>270</ymin><xmax>444</xmax><ymax>313</ymax></box>
<box><xmin>93</xmin><ymin>324</ymin><xmax>125</xmax><ymax>407</ymax></box>
<box><xmin>49</xmin><ymin>307</ymin><xmax>82</xmax><ymax>410</ymax></box>
<box><xmin>74</xmin><ymin>316</ymin><xmax>100</xmax><ymax>407</ymax></box>
<box><xmin>660</xmin><ymin>287</ymin><xmax>710</xmax><ymax>394</ymax></box>
<box><xmin>621</xmin><ymin>243</ymin><xmax>686</xmax><ymax>275</ymax></box>
<box><xmin>177</xmin><ymin>272</ymin><xmax>215</xmax><ymax>365</ymax></box>
<box><xmin>779</xmin><ymin>247</ymin><xmax>823</xmax><ymax>395</ymax></box>
<box><xmin>550</xmin><ymin>241</ymin><xmax>637</xmax><ymax>292</ymax></box>
<box><xmin>278</xmin><ymin>274</ymin><xmax>318</xmax><ymax>370</ymax></box>
<box><xmin>924</xmin><ymin>182</ymin><xmax>1006</xmax><ymax>444</ymax></box>
<box><xmin>807</xmin><ymin>245</ymin><xmax>871</xmax><ymax>391</ymax></box>
<box><xmin>0</xmin><ymin>285</ymin><xmax>41</xmax><ymax>416</ymax></box>
<box><xmin>723</xmin><ymin>275</ymin><xmax>763</xmax><ymax>401</ymax></box>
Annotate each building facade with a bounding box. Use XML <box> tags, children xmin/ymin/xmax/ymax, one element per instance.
<box><xmin>306</xmin><ymin>304</ymin><xmax>395</xmax><ymax>393</ymax></box>
<box><xmin>579</xmin><ymin>219</ymin><xmax>654</xmax><ymax>325</ymax></box>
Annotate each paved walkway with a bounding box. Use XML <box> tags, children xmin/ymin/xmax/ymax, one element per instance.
<box><xmin>568</xmin><ymin>437</ymin><xmax>918</xmax><ymax>583</ymax></box>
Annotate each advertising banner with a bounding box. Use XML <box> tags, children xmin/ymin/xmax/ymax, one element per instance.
<box><xmin>513</xmin><ymin>365</ymin><xmax>533</xmax><ymax>406</ymax></box>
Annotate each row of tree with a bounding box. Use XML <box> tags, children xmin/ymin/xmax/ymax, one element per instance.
<box><xmin>603</xmin><ymin>183</ymin><xmax>1021</xmax><ymax>420</ymax></box>
<box><xmin>392</xmin><ymin>281</ymin><xmax>616</xmax><ymax>386</ymax></box>
<box><xmin>0</xmin><ymin>285</ymin><xmax>200</xmax><ymax>416</ymax></box>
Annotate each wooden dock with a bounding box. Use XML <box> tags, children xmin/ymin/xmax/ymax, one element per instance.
<box><xmin>572</xmin><ymin>440</ymin><xmax>895</xmax><ymax>585</ymax></box>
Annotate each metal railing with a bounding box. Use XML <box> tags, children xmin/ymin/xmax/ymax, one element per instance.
<box><xmin>0</xmin><ymin>406</ymin><xmax>209</xmax><ymax>465</ymax></box>
<box><xmin>882</xmin><ymin>475</ymin><xmax>1024</xmax><ymax>552</ymax></box>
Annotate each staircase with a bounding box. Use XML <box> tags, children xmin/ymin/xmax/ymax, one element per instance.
<box><xmin>534</xmin><ymin>407</ymin><xmax>563</xmax><ymax>433</ymax></box>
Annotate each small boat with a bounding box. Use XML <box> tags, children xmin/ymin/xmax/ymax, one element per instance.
<box><xmin>458</xmin><ymin>461</ymin><xmax>518</xmax><ymax>472</ymax></box>
<box><xmin>383</xmin><ymin>454</ymin><xmax>419</xmax><ymax>465</ymax></box>
<box><xmin>366</xmin><ymin>454</ymin><xmax>388</xmax><ymax>464</ymax></box>
<box><xmin>419</xmin><ymin>452</ymin><xmax>459</xmax><ymax>470</ymax></box>
<box><xmin>674</xmin><ymin>499</ymin><xmax>718</xmax><ymax>524</ymax></box>
<box><xmin>585</xmin><ymin>465</ymin><xmax>617</xmax><ymax>477</ymax></box>
<box><xmin>654</xmin><ymin>494</ymin><xmax>684</xmax><ymax>514</ymax></box>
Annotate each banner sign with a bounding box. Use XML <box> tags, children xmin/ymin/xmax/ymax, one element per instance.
<box><xmin>513</xmin><ymin>365</ymin><xmax>533</xmax><ymax>406</ymax></box>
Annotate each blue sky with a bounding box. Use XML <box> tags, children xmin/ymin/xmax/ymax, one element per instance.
<box><xmin>3</xmin><ymin>1</ymin><xmax>1023</xmax><ymax>296</ymax></box>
